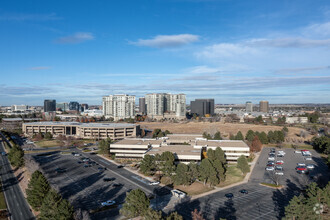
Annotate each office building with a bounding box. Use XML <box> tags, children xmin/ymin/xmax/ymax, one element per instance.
<box><xmin>44</xmin><ymin>100</ymin><xmax>56</xmax><ymax>112</ymax></box>
<box><xmin>69</xmin><ymin>101</ymin><xmax>80</xmax><ymax>111</ymax></box>
<box><xmin>145</xmin><ymin>93</ymin><xmax>186</xmax><ymax>118</ymax></box>
<box><xmin>246</xmin><ymin>101</ymin><xmax>253</xmax><ymax>112</ymax></box>
<box><xmin>102</xmin><ymin>94</ymin><xmax>135</xmax><ymax>120</ymax></box>
<box><xmin>23</xmin><ymin>122</ymin><xmax>140</xmax><ymax>140</ymax></box>
<box><xmin>11</xmin><ymin>105</ymin><xmax>28</xmax><ymax>112</ymax></box>
<box><xmin>259</xmin><ymin>101</ymin><xmax>269</xmax><ymax>113</ymax></box>
<box><xmin>190</xmin><ymin>99</ymin><xmax>214</xmax><ymax>116</ymax></box>
<box><xmin>56</xmin><ymin>102</ymin><xmax>69</xmax><ymax>112</ymax></box>
<box><xmin>139</xmin><ymin>97</ymin><xmax>146</xmax><ymax>115</ymax></box>
<box><xmin>81</xmin><ymin>104</ymin><xmax>89</xmax><ymax>112</ymax></box>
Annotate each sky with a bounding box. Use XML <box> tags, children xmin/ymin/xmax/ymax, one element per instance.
<box><xmin>1</xmin><ymin>0</ymin><xmax>330</xmax><ymax>106</ymax></box>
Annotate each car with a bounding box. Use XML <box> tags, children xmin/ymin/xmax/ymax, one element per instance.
<box><xmin>112</xmin><ymin>183</ymin><xmax>123</xmax><ymax>187</ymax></box>
<box><xmin>297</xmin><ymin>170</ymin><xmax>309</xmax><ymax>174</ymax></box>
<box><xmin>83</xmin><ymin>164</ymin><xmax>91</xmax><ymax>168</ymax></box>
<box><xmin>297</xmin><ymin>163</ymin><xmax>306</xmax><ymax>166</ymax></box>
<box><xmin>296</xmin><ymin>166</ymin><xmax>307</xmax><ymax>171</ymax></box>
<box><xmin>55</xmin><ymin>168</ymin><xmax>66</xmax><ymax>173</ymax></box>
<box><xmin>278</xmin><ymin>150</ymin><xmax>286</xmax><ymax>155</ymax></box>
<box><xmin>277</xmin><ymin>154</ymin><xmax>284</xmax><ymax>157</ymax></box>
<box><xmin>117</xmin><ymin>165</ymin><xmax>124</xmax><ymax>168</ymax></box>
<box><xmin>98</xmin><ymin>167</ymin><xmax>105</xmax><ymax>171</ymax></box>
<box><xmin>239</xmin><ymin>189</ymin><xmax>248</xmax><ymax>194</ymax></box>
<box><xmin>101</xmin><ymin>200</ymin><xmax>116</xmax><ymax>207</ymax></box>
<box><xmin>74</xmin><ymin>153</ymin><xmax>81</xmax><ymax>156</ymax></box>
<box><xmin>266</xmin><ymin>167</ymin><xmax>275</xmax><ymax>171</ymax></box>
<box><xmin>149</xmin><ymin>181</ymin><xmax>160</xmax><ymax>186</ymax></box>
<box><xmin>275</xmin><ymin>166</ymin><xmax>283</xmax><ymax>171</ymax></box>
<box><xmin>1</xmin><ymin>152</ymin><xmax>7</xmax><ymax>156</ymax></box>
<box><xmin>275</xmin><ymin>172</ymin><xmax>284</xmax><ymax>175</ymax></box>
<box><xmin>266</xmin><ymin>163</ymin><xmax>274</xmax><ymax>167</ymax></box>
<box><xmin>103</xmin><ymin>177</ymin><xmax>116</xmax><ymax>182</ymax></box>
<box><xmin>304</xmin><ymin>157</ymin><xmax>312</xmax><ymax>161</ymax></box>
<box><xmin>276</xmin><ymin>160</ymin><xmax>284</xmax><ymax>165</ymax></box>
<box><xmin>295</xmin><ymin>150</ymin><xmax>301</xmax><ymax>153</ymax></box>
<box><xmin>82</xmin><ymin>158</ymin><xmax>90</xmax><ymax>162</ymax></box>
<box><xmin>225</xmin><ymin>193</ymin><xmax>234</xmax><ymax>198</ymax></box>
<box><xmin>77</xmin><ymin>161</ymin><xmax>83</xmax><ymax>164</ymax></box>
<box><xmin>268</xmin><ymin>157</ymin><xmax>275</xmax><ymax>161</ymax></box>
<box><xmin>306</xmin><ymin>164</ymin><xmax>315</xmax><ymax>169</ymax></box>
<box><xmin>269</xmin><ymin>153</ymin><xmax>276</xmax><ymax>157</ymax></box>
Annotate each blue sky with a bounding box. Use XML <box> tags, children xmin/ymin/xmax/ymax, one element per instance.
<box><xmin>1</xmin><ymin>0</ymin><xmax>330</xmax><ymax>105</ymax></box>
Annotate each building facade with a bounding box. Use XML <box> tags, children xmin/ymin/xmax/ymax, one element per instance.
<box><xmin>56</xmin><ymin>102</ymin><xmax>69</xmax><ymax>112</ymax></box>
<box><xmin>69</xmin><ymin>101</ymin><xmax>80</xmax><ymax>111</ymax></box>
<box><xmin>44</xmin><ymin>100</ymin><xmax>56</xmax><ymax>112</ymax></box>
<box><xmin>245</xmin><ymin>101</ymin><xmax>253</xmax><ymax>112</ymax></box>
<box><xmin>11</xmin><ymin>105</ymin><xmax>28</xmax><ymax>112</ymax></box>
<box><xmin>259</xmin><ymin>101</ymin><xmax>269</xmax><ymax>113</ymax></box>
<box><xmin>190</xmin><ymin>99</ymin><xmax>214</xmax><ymax>116</ymax></box>
<box><xmin>22</xmin><ymin>122</ymin><xmax>140</xmax><ymax>140</ymax></box>
<box><xmin>139</xmin><ymin>97</ymin><xmax>146</xmax><ymax>115</ymax></box>
<box><xmin>145</xmin><ymin>93</ymin><xmax>186</xmax><ymax>119</ymax></box>
<box><xmin>102</xmin><ymin>94</ymin><xmax>135</xmax><ymax>120</ymax></box>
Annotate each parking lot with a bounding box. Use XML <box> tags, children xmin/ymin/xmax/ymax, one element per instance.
<box><xmin>171</xmin><ymin>147</ymin><xmax>329</xmax><ymax>220</ymax></box>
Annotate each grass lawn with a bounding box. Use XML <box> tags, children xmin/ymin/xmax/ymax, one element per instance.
<box><xmin>218</xmin><ymin>166</ymin><xmax>245</xmax><ymax>188</ymax></box>
<box><xmin>265</xmin><ymin>144</ymin><xmax>313</xmax><ymax>149</ymax></box>
<box><xmin>260</xmin><ymin>182</ymin><xmax>283</xmax><ymax>188</ymax></box>
<box><xmin>0</xmin><ymin>182</ymin><xmax>7</xmax><ymax>210</ymax></box>
<box><xmin>35</xmin><ymin>140</ymin><xmax>61</xmax><ymax>148</ymax></box>
<box><xmin>175</xmin><ymin>182</ymin><xmax>214</xmax><ymax>196</ymax></box>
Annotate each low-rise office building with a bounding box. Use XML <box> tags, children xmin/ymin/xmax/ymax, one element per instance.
<box><xmin>22</xmin><ymin>122</ymin><xmax>140</xmax><ymax>140</ymax></box>
<box><xmin>110</xmin><ymin>134</ymin><xmax>250</xmax><ymax>163</ymax></box>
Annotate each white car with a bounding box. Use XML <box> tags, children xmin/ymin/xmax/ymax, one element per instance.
<box><xmin>297</xmin><ymin>163</ymin><xmax>306</xmax><ymax>166</ymax></box>
<box><xmin>266</xmin><ymin>167</ymin><xmax>275</xmax><ymax>171</ymax></box>
<box><xmin>305</xmin><ymin>157</ymin><xmax>312</xmax><ymax>161</ymax></box>
<box><xmin>74</xmin><ymin>153</ymin><xmax>81</xmax><ymax>156</ymax></box>
<box><xmin>101</xmin><ymin>200</ymin><xmax>116</xmax><ymax>206</ymax></box>
<box><xmin>268</xmin><ymin>157</ymin><xmax>275</xmax><ymax>161</ymax></box>
<box><xmin>275</xmin><ymin>172</ymin><xmax>284</xmax><ymax>175</ymax></box>
<box><xmin>306</xmin><ymin>164</ymin><xmax>315</xmax><ymax>169</ymax></box>
<box><xmin>278</xmin><ymin>151</ymin><xmax>286</xmax><ymax>155</ymax></box>
<box><xmin>294</xmin><ymin>150</ymin><xmax>301</xmax><ymax>153</ymax></box>
<box><xmin>149</xmin><ymin>181</ymin><xmax>160</xmax><ymax>186</ymax></box>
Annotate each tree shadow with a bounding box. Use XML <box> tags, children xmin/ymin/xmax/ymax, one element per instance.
<box><xmin>212</xmin><ymin>198</ymin><xmax>236</xmax><ymax>220</ymax></box>
<box><xmin>172</xmin><ymin>198</ymin><xmax>201</xmax><ymax>220</ymax></box>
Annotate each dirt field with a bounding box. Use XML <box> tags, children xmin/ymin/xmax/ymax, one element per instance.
<box><xmin>138</xmin><ymin>122</ymin><xmax>313</xmax><ymax>142</ymax></box>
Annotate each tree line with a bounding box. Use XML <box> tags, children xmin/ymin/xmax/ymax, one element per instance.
<box><xmin>26</xmin><ymin>170</ymin><xmax>74</xmax><ymax>219</ymax></box>
<box><xmin>312</xmin><ymin>135</ymin><xmax>330</xmax><ymax>167</ymax></box>
<box><xmin>140</xmin><ymin>148</ymin><xmax>229</xmax><ymax>187</ymax></box>
<box><xmin>8</xmin><ymin>144</ymin><xmax>24</xmax><ymax>168</ymax></box>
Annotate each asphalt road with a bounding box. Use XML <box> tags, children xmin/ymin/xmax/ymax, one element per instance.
<box><xmin>0</xmin><ymin>141</ymin><xmax>35</xmax><ymax>220</ymax></box>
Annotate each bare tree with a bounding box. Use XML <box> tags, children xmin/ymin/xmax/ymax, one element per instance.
<box><xmin>270</xmin><ymin>172</ymin><xmax>281</xmax><ymax>186</ymax></box>
<box><xmin>74</xmin><ymin>208</ymin><xmax>91</xmax><ymax>220</ymax></box>
<box><xmin>24</xmin><ymin>155</ymin><xmax>40</xmax><ymax>173</ymax></box>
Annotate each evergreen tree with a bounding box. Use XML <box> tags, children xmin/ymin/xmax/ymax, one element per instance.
<box><xmin>274</xmin><ymin>130</ymin><xmax>285</xmax><ymax>143</ymax></box>
<box><xmin>160</xmin><ymin>151</ymin><xmax>176</xmax><ymax>177</ymax></box>
<box><xmin>236</xmin><ymin>155</ymin><xmax>250</xmax><ymax>174</ymax></box>
<box><xmin>206</xmin><ymin>148</ymin><xmax>216</xmax><ymax>161</ymax></box>
<box><xmin>99</xmin><ymin>138</ymin><xmax>112</xmax><ymax>156</ymax></box>
<box><xmin>174</xmin><ymin>163</ymin><xmax>190</xmax><ymax>186</ymax></box>
<box><xmin>39</xmin><ymin>189</ymin><xmax>74</xmax><ymax>220</ymax></box>
<box><xmin>120</xmin><ymin>189</ymin><xmax>150</xmax><ymax>218</ymax></box>
<box><xmin>267</xmin><ymin>131</ymin><xmax>275</xmax><ymax>143</ymax></box>
<box><xmin>188</xmin><ymin>162</ymin><xmax>199</xmax><ymax>184</ymax></box>
<box><xmin>8</xmin><ymin>144</ymin><xmax>24</xmax><ymax>168</ymax></box>
<box><xmin>213</xmin><ymin>131</ymin><xmax>222</xmax><ymax>140</ymax></box>
<box><xmin>213</xmin><ymin>159</ymin><xmax>225</xmax><ymax>181</ymax></box>
<box><xmin>199</xmin><ymin>159</ymin><xmax>218</xmax><ymax>186</ymax></box>
<box><xmin>235</xmin><ymin>131</ymin><xmax>244</xmax><ymax>140</ymax></box>
<box><xmin>26</xmin><ymin>171</ymin><xmax>50</xmax><ymax>210</ymax></box>
<box><xmin>140</xmin><ymin>155</ymin><xmax>155</xmax><ymax>175</ymax></box>
<box><xmin>166</xmin><ymin>212</ymin><xmax>183</xmax><ymax>220</ymax></box>
<box><xmin>214</xmin><ymin>147</ymin><xmax>226</xmax><ymax>165</ymax></box>
<box><xmin>259</xmin><ymin>131</ymin><xmax>268</xmax><ymax>144</ymax></box>
<box><xmin>245</xmin><ymin>130</ymin><xmax>255</xmax><ymax>142</ymax></box>
<box><xmin>144</xmin><ymin>208</ymin><xmax>162</xmax><ymax>220</ymax></box>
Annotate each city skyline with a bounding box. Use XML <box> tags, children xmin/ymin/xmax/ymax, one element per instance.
<box><xmin>1</xmin><ymin>0</ymin><xmax>330</xmax><ymax>105</ymax></box>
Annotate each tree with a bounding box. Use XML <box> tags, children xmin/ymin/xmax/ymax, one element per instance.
<box><xmin>274</xmin><ymin>130</ymin><xmax>285</xmax><ymax>143</ymax></box>
<box><xmin>235</xmin><ymin>131</ymin><xmax>244</xmax><ymax>141</ymax></box>
<box><xmin>140</xmin><ymin>155</ymin><xmax>155</xmax><ymax>176</ymax></box>
<box><xmin>213</xmin><ymin>131</ymin><xmax>222</xmax><ymax>140</ymax></box>
<box><xmin>250</xmin><ymin>136</ymin><xmax>262</xmax><ymax>152</ymax></box>
<box><xmin>99</xmin><ymin>138</ymin><xmax>112</xmax><ymax>156</ymax></box>
<box><xmin>237</xmin><ymin>155</ymin><xmax>250</xmax><ymax>174</ymax></box>
<box><xmin>174</xmin><ymin>163</ymin><xmax>190</xmax><ymax>186</ymax></box>
<box><xmin>144</xmin><ymin>208</ymin><xmax>162</xmax><ymax>220</ymax></box>
<box><xmin>267</xmin><ymin>131</ymin><xmax>275</xmax><ymax>143</ymax></box>
<box><xmin>213</xmin><ymin>159</ymin><xmax>225</xmax><ymax>182</ymax></box>
<box><xmin>214</xmin><ymin>147</ymin><xmax>226</xmax><ymax>165</ymax></box>
<box><xmin>312</xmin><ymin>136</ymin><xmax>330</xmax><ymax>154</ymax></box>
<box><xmin>166</xmin><ymin>211</ymin><xmax>183</xmax><ymax>220</ymax></box>
<box><xmin>188</xmin><ymin>162</ymin><xmax>199</xmax><ymax>184</ymax></box>
<box><xmin>160</xmin><ymin>151</ymin><xmax>176</xmax><ymax>177</ymax></box>
<box><xmin>120</xmin><ymin>189</ymin><xmax>150</xmax><ymax>218</ymax></box>
<box><xmin>245</xmin><ymin>130</ymin><xmax>255</xmax><ymax>142</ymax></box>
<box><xmin>39</xmin><ymin>189</ymin><xmax>74</xmax><ymax>220</ymax></box>
<box><xmin>254</xmin><ymin>115</ymin><xmax>263</xmax><ymax>124</ymax></box>
<box><xmin>26</xmin><ymin>171</ymin><xmax>50</xmax><ymax>210</ymax></box>
<box><xmin>285</xmin><ymin>195</ymin><xmax>305</xmax><ymax>219</ymax></box>
<box><xmin>191</xmin><ymin>209</ymin><xmax>205</xmax><ymax>220</ymax></box>
<box><xmin>8</xmin><ymin>144</ymin><xmax>24</xmax><ymax>168</ymax></box>
<box><xmin>44</xmin><ymin>132</ymin><xmax>53</xmax><ymax>140</ymax></box>
<box><xmin>206</xmin><ymin>148</ymin><xmax>216</xmax><ymax>161</ymax></box>
<box><xmin>276</xmin><ymin>116</ymin><xmax>286</xmax><ymax>125</ymax></box>
<box><xmin>199</xmin><ymin>159</ymin><xmax>218</xmax><ymax>186</ymax></box>
<box><xmin>258</xmin><ymin>131</ymin><xmax>268</xmax><ymax>144</ymax></box>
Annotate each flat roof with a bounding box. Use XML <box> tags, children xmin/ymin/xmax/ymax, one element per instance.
<box><xmin>195</xmin><ymin>140</ymin><xmax>249</xmax><ymax>148</ymax></box>
<box><xmin>23</xmin><ymin>121</ymin><xmax>137</xmax><ymax>128</ymax></box>
<box><xmin>147</xmin><ymin>145</ymin><xmax>201</xmax><ymax>156</ymax></box>
<box><xmin>113</xmin><ymin>139</ymin><xmax>163</xmax><ymax>145</ymax></box>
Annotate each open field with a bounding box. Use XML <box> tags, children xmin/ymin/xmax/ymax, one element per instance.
<box><xmin>175</xmin><ymin>182</ymin><xmax>214</xmax><ymax>196</ymax></box>
<box><xmin>35</xmin><ymin>140</ymin><xmax>60</xmax><ymax>148</ymax></box>
<box><xmin>138</xmin><ymin>122</ymin><xmax>313</xmax><ymax>141</ymax></box>
<box><xmin>218</xmin><ymin>166</ymin><xmax>245</xmax><ymax>187</ymax></box>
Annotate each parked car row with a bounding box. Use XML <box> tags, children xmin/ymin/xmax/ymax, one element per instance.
<box><xmin>266</xmin><ymin>148</ymin><xmax>285</xmax><ymax>176</ymax></box>
<box><xmin>225</xmin><ymin>189</ymin><xmax>249</xmax><ymax>199</ymax></box>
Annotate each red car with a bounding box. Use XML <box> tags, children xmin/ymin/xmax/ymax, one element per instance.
<box><xmin>276</xmin><ymin>161</ymin><xmax>284</xmax><ymax>165</ymax></box>
<box><xmin>296</xmin><ymin>166</ymin><xmax>307</xmax><ymax>171</ymax></box>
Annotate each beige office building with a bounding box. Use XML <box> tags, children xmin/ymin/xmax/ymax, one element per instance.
<box><xmin>102</xmin><ymin>94</ymin><xmax>135</xmax><ymax>120</ymax></box>
<box><xmin>22</xmin><ymin>122</ymin><xmax>140</xmax><ymax>140</ymax></box>
<box><xmin>259</xmin><ymin>101</ymin><xmax>269</xmax><ymax>113</ymax></box>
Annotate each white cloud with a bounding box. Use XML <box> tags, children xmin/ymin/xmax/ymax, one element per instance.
<box><xmin>186</xmin><ymin>65</ymin><xmax>221</xmax><ymax>74</ymax></box>
<box><xmin>28</xmin><ymin>66</ymin><xmax>52</xmax><ymax>70</ymax></box>
<box><xmin>195</xmin><ymin>43</ymin><xmax>258</xmax><ymax>59</ymax></box>
<box><xmin>55</xmin><ymin>32</ymin><xmax>94</xmax><ymax>44</ymax></box>
<box><xmin>247</xmin><ymin>38</ymin><xmax>330</xmax><ymax>48</ymax></box>
<box><xmin>304</xmin><ymin>21</ymin><xmax>330</xmax><ymax>38</ymax></box>
<box><xmin>132</xmin><ymin>34</ymin><xmax>199</xmax><ymax>48</ymax></box>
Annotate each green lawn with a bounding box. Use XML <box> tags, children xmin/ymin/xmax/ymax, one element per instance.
<box><xmin>218</xmin><ymin>166</ymin><xmax>245</xmax><ymax>187</ymax></box>
<box><xmin>35</xmin><ymin>140</ymin><xmax>61</xmax><ymax>148</ymax></box>
<box><xmin>0</xmin><ymin>182</ymin><xmax>7</xmax><ymax>210</ymax></box>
